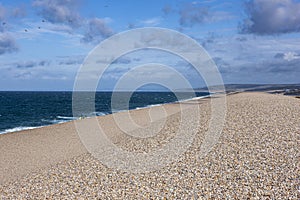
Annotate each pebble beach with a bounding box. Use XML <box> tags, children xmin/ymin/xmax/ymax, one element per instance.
<box><xmin>0</xmin><ymin>92</ymin><xmax>299</xmax><ymax>199</ymax></box>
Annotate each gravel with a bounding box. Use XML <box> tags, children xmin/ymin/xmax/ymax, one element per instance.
<box><xmin>0</xmin><ymin>92</ymin><xmax>299</xmax><ymax>199</ymax></box>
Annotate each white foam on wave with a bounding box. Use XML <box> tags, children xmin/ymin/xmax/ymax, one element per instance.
<box><xmin>0</xmin><ymin>126</ymin><xmax>42</xmax><ymax>134</ymax></box>
<box><xmin>42</xmin><ymin>119</ymin><xmax>68</xmax><ymax>124</ymax></box>
<box><xmin>0</xmin><ymin>95</ymin><xmax>212</xmax><ymax>135</ymax></box>
<box><xmin>132</xmin><ymin>95</ymin><xmax>211</xmax><ymax>111</ymax></box>
<box><xmin>134</xmin><ymin>103</ymin><xmax>163</xmax><ymax>111</ymax></box>
<box><xmin>91</xmin><ymin>112</ymin><xmax>109</xmax><ymax>116</ymax></box>
<box><xmin>177</xmin><ymin>94</ymin><xmax>211</xmax><ymax>103</ymax></box>
<box><xmin>0</xmin><ymin>116</ymin><xmax>78</xmax><ymax>135</ymax></box>
<box><xmin>57</xmin><ymin>116</ymin><xmax>78</xmax><ymax>120</ymax></box>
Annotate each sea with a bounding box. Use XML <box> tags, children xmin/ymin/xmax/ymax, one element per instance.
<box><xmin>0</xmin><ymin>91</ymin><xmax>209</xmax><ymax>134</ymax></box>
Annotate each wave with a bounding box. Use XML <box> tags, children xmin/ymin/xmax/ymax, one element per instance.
<box><xmin>111</xmin><ymin>109</ymin><xmax>127</xmax><ymax>114</ymax></box>
<box><xmin>134</xmin><ymin>103</ymin><xmax>164</xmax><ymax>110</ymax></box>
<box><xmin>0</xmin><ymin>126</ymin><xmax>42</xmax><ymax>134</ymax></box>
<box><xmin>41</xmin><ymin>119</ymin><xmax>69</xmax><ymax>124</ymax></box>
<box><xmin>91</xmin><ymin>112</ymin><xmax>110</xmax><ymax>116</ymax></box>
<box><xmin>0</xmin><ymin>94</ymin><xmax>211</xmax><ymax>135</ymax></box>
<box><xmin>0</xmin><ymin>116</ymin><xmax>78</xmax><ymax>135</ymax></box>
<box><xmin>43</xmin><ymin>115</ymin><xmax>83</xmax><ymax>124</ymax></box>
<box><xmin>178</xmin><ymin>94</ymin><xmax>211</xmax><ymax>102</ymax></box>
<box><xmin>44</xmin><ymin>113</ymin><xmax>110</xmax><ymax>124</ymax></box>
<box><xmin>57</xmin><ymin>116</ymin><xmax>78</xmax><ymax>120</ymax></box>
<box><xmin>130</xmin><ymin>95</ymin><xmax>212</xmax><ymax>111</ymax></box>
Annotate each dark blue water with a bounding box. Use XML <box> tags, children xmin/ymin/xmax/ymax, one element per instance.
<box><xmin>0</xmin><ymin>91</ymin><xmax>209</xmax><ymax>134</ymax></box>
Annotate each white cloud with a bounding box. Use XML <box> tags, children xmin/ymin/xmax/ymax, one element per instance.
<box><xmin>201</xmin><ymin>34</ymin><xmax>300</xmax><ymax>83</ymax></box>
<box><xmin>0</xmin><ymin>32</ymin><xmax>18</xmax><ymax>55</ymax></box>
<box><xmin>241</xmin><ymin>0</ymin><xmax>300</xmax><ymax>34</ymax></box>
<box><xmin>81</xmin><ymin>18</ymin><xmax>113</xmax><ymax>43</ymax></box>
<box><xmin>283</xmin><ymin>52</ymin><xmax>300</xmax><ymax>61</ymax></box>
<box><xmin>140</xmin><ymin>17</ymin><xmax>162</xmax><ymax>26</ymax></box>
<box><xmin>32</xmin><ymin>0</ymin><xmax>82</xmax><ymax>28</ymax></box>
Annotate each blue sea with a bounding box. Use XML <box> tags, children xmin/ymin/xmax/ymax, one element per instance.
<box><xmin>0</xmin><ymin>91</ymin><xmax>209</xmax><ymax>134</ymax></box>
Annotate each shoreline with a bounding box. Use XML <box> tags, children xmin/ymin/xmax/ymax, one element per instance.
<box><xmin>0</xmin><ymin>92</ymin><xmax>213</xmax><ymax>184</ymax></box>
<box><xmin>0</xmin><ymin>93</ymin><xmax>213</xmax><ymax>135</ymax></box>
<box><xmin>0</xmin><ymin>90</ymin><xmax>291</xmax><ymax>136</ymax></box>
<box><xmin>0</xmin><ymin>92</ymin><xmax>299</xmax><ymax>198</ymax></box>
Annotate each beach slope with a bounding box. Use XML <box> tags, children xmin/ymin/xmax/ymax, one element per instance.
<box><xmin>0</xmin><ymin>92</ymin><xmax>299</xmax><ymax>199</ymax></box>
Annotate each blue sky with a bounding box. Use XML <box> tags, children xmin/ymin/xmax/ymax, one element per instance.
<box><xmin>0</xmin><ymin>0</ymin><xmax>299</xmax><ymax>91</ymax></box>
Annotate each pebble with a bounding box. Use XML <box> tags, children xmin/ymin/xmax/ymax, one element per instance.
<box><xmin>0</xmin><ymin>93</ymin><xmax>299</xmax><ymax>199</ymax></box>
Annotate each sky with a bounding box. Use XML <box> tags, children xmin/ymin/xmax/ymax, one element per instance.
<box><xmin>0</xmin><ymin>0</ymin><xmax>299</xmax><ymax>91</ymax></box>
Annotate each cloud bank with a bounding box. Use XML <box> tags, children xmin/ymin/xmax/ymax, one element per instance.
<box><xmin>179</xmin><ymin>3</ymin><xmax>210</xmax><ymax>26</ymax></box>
<box><xmin>0</xmin><ymin>4</ymin><xmax>25</xmax><ymax>55</ymax></box>
<box><xmin>33</xmin><ymin>0</ymin><xmax>82</xmax><ymax>28</ymax></box>
<box><xmin>162</xmin><ymin>2</ymin><xmax>233</xmax><ymax>27</ymax></box>
<box><xmin>11</xmin><ymin>60</ymin><xmax>50</xmax><ymax>68</ymax></box>
<box><xmin>81</xmin><ymin>18</ymin><xmax>113</xmax><ymax>43</ymax></box>
<box><xmin>241</xmin><ymin>0</ymin><xmax>300</xmax><ymax>34</ymax></box>
<box><xmin>202</xmin><ymin>35</ymin><xmax>300</xmax><ymax>83</ymax></box>
<box><xmin>0</xmin><ymin>32</ymin><xmax>18</xmax><ymax>55</ymax></box>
